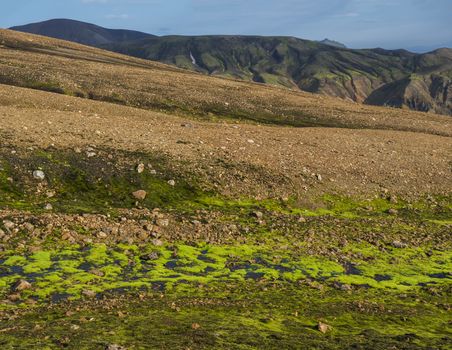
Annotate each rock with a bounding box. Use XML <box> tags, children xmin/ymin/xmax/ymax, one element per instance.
<box><xmin>14</xmin><ymin>279</ymin><xmax>32</xmax><ymax>291</ymax></box>
<box><xmin>181</xmin><ymin>123</ymin><xmax>193</xmax><ymax>128</ymax></box>
<box><xmin>44</xmin><ymin>203</ymin><xmax>53</xmax><ymax>211</ymax></box>
<box><xmin>247</xmin><ymin>139</ymin><xmax>255</xmax><ymax>144</ymax></box>
<box><xmin>89</xmin><ymin>269</ymin><xmax>105</xmax><ymax>277</ymax></box>
<box><xmin>144</xmin><ymin>224</ymin><xmax>155</xmax><ymax>232</ymax></box>
<box><xmin>389</xmin><ymin>195</ymin><xmax>398</xmax><ymax>204</ymax></box>
<box><xmin>137</xmin><ymin>231</ymin><xmax>149</xmax><ymax>241</ymax></box>
<box><xmin>191</xmin><ymin>323</ymin><xmax>201</xmax><ymax>330</ymax></box>
<box><xmin>156</xmin><ymin>219</ymin><xmax>169</xmax><ymax>227</ymax></box>
<box><xmin>388</xmin><ymin>208</ymin><xmax>398</xmax><ymax>215</ymax></box>
<box><xmin>97</xmin><ymin>231</ymin><xmax>108</xmax><ymax>239</ymax></box>
<box><xmin>3</xmin><ymin>220</ymin><xmax>15</xmax><ymax>232</ymax></box>
<box><xmin>148</xmin><ymin>251</ymin><xmax>159</xmax><ymax>260</ymax></box>
<box><xmin>8</xmin><ymin>293</ymin><xmax>21</xmax><ymax>302</ymax></box>
<box><xmin>392</xmin><ymin>240</ymin><xmax>407</xmax><ymax>249</ymax></box>
<box><xmin>297</xmin><ymin>216</ymin><xmax>307</xmax><ymax>223</ymax></box>
<box><xmin>136</xmin><ymin>163</ymin><xmax>145</xmax><ymax>174</ymax></box>
<box><xmin>150</xmin><ymin>169</ymin><xmax>157</xmax><ymax>175</ymax></box>
<box><xmin>318</xmin><ymin>322</ymin><xmax>332</xmax><ymax>333</ymax></box>
<box><xmin>251</xmin><ymin>211</ymin><xmax>264</xmax><ymax>219</ymax></box>
<box><xmin>167</xmin><ymin>179</ymin><xmax>176</xmax><ymax>186</ymax></box>
<box><xmin>132</xmin><ymin>190</ymin><xmax>147</xmax><ymax>200</ymax></box>
<box><xmin>61</xmin><ymin>232</ymin><xmax>74</xmax><ymax>241</ymax></box>
<box><xmin>82</xmin><ymin>289</ymin><xmax>96</xmax><ymax>298</ymax></box>
<box><xmin>105</xmin><ymin>344</ymin><xmax>126</xmax><ymax>350</ymax></box>
<box><xmin>46</xmin><ymin>190</ymin><xmax>56</xmax><ymax>198</ymax></box>
<box><xmin>152</xmin><ymin>239</ymin><xmax>163</xmax><ymax>246</ymax></box>
<box><xmin>23</xmin><ymin>223</ymin><xmax>35</xmax><ymax>232</ymax></box>
<box><xmin>0</xmin><ymin>228</ymin><xmax>5</xmax><ymax>238</ymax></box>
<box><xmin>33</xmin><ymin>170</ymin><xmax>45</xmax><ymax>181</ymax></box>
<box><xmin>316</xmin><ymin>174</ymin><xmax>323</xmax><ymax>181</ymax></box>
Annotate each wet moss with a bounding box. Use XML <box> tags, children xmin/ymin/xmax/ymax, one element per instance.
<box><xmin>1</xmin><ymin>240</ymin><xmax>451</xmax><ymax>305</ymax></box>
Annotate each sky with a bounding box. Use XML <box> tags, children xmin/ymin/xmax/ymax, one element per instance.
<box><xmin>2</xmin><ymin>0</ymin><xmax>452</xmax><ymax>52</ymax></box>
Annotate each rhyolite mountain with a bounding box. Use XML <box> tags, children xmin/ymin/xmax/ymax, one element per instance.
<box><xmin>11</xmin><ymin>19</ymin><xmax>452</xmax><ymax>116</ymax></box>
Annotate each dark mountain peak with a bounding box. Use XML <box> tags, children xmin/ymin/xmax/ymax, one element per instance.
<box><xmin>10</xmin><ymin>18</ymin><xmax>153</xmax><ymax>46</ymax></box>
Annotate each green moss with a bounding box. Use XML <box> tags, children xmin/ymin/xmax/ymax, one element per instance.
<box><xmin>1</xmin><ymin>284</ymin><xmax>450</xmax><ymax>349</ymax></box>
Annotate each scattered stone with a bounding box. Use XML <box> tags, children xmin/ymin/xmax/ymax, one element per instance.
<box><xmin>152</xmin><ymin>239</ymin><xmax>163</xmax><ymax>246</ymax></box>
<box><xmin>82</xmin><ymin>289</ymin><xmax>96</xmax><ymax>298</ymax></box>
<box><xmin>136</xmin><ymin>163</ymin><xmax>145</xmax><ymax>174</ymax></box>
<box><xmin>392</xmin><ymin>240</ymin><xmax>407</xmax><ymax>249</ymax></box>
<box><xmin>132</xmin><ymin>190</ymin><xmax>147</xmax><ymax>200</ymax></box>
<box><xmin>23</xmin><ymin>223</ymin><xmax>35</xmax><ymax>232</ymax></box>
<box><xmin>144</xmin><ymin>224</ymin><xmax>154</xmax><ymax>232</ymax></box>
<box><xmin>89</xmin><ymin>269</ymin><xmax>105</xmax><ymax>277</ymax></box>
<box><xmin>252</xmin><ymin>211</ymin><xmax>264</xmax><ymax>219</ymax></box>
<box><xmin>318</xmin><ymin>322</ymin><xmax>332</xmax><ymax>333</ymax></box>
<box><xmin>137</xmin><ymin>231</ymin><xmax>149</xmax><ymax>241</ymax></box>
<box><xmin>61</xmin><ymin>232</ymin><xmax>74</xmax><ymax>241</ymax></box>
<box><xmin>156</xmin><ymin>218</ymin><xmax>169</xmax><ymax>227</ymax></box>
<box><xmin>148</xmin><ymin>251</ymin><xmax>159</xmax><ymax>260</ymax></box>
<box><xmin>97</xmin><ymin>231</ymin><xmax>108</xmax><ymax>239</ymax></box>
<box><xmin>8</xmin><ymin>293</ymin><xmax>21</xmax><ymax>302</ymax></box>
<box><xmin>191</xmin><ymin>323</ymin><xmax>201</xmax><ymax>330</ymax></box>
<box><xmin>297</xmin><ymin>216</ymin><xmax>307</xmax><ymax>223</ymax></box>
<box><xmin>247</xmin><ymin>139</ymin><xmax>255</xmax><ymax>144</ymax></box>
<box><xmin>46</xmin><ymin>190</ymin><xmax>56</xmax><ymax>198</ymax></box>
<box><xmin>32</xmin><ymin>170</ymin><xmax>45</xmax><ymax>180</ymax></box>
<box><xmin>3</xmin><ymin>220</ymin><xmax>15</xmax><ymax>232</ymax></box>
<box><xmin>167</xmin><ymin>179</ymin><xmax>176</xmax><ymax>186</ymax></box>
<box><xmin>388</xmin><ymin>208</ymin><xmax>398</xmax><ymax>215</ymax></box>
<box><xmin>44</xmin><ymin>203</ymin><xmax>53</xmax><ymax>211</ymax></box>
<box><xmin>316</xmin><ymin>174</ymin><xmax>323</xmax><ymax>181</ymax></box>
<box><xmin>181</xmin><ymin>123</ymin><xmax>193</xmax><ymax>128</ymax></box>
<box><xmin>105</xmin><ymin>344</ymin><xmax>126</xmax><ymax>350</ymax></box>
<box><xmin>14</xmin><ymin>279</ymin><xmax>32</xmax><ymax>292</ymax></box>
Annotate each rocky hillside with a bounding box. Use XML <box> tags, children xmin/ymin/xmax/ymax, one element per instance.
<box><xmin>11</xmin><ymin>19</ymin><xmax>452</xmax><ymax>116</ymax></box>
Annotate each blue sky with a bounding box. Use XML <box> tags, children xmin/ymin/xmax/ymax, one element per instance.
<box><xmin>2</xmin><ymin>0</ymin><xmax>451</xmax><ymax>51</ymax></box>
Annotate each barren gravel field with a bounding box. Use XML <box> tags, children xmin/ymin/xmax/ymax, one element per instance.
<box><xmin>0</xmin><ymin>30</ymin><xmax>451</xmax><ymax>349</ymax></box>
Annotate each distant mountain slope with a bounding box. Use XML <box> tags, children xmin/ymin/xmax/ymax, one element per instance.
<box><xmin>10</xmin><ymin>19</ymin><xmax>452</xmax><ymax>116</ymax></box>
<box><xmin>10</xmin><ymin>18</ymin><xmax>153</xmax><ymax>46</ymax></box>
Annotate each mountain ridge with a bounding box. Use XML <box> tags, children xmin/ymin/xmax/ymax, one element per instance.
<box><xmin>10</xmin><ymin>19</ymin><xmax>452</xmax><ymax>116</ymax></box>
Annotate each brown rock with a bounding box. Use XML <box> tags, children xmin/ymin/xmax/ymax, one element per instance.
<box><xmin>132</xmin><ymin>190</ymin><xmax>147</xmax><ymax>200</ymax></box>
<box><xmin>318</xmin><ymin>322</ymin><xmax>332</xmax><ymax>333</ymax></box>
<box><xmin>14</xmin><ymin>279</ymin><xmax>32</xmax><ymax>291</ymax></box>
<box><xmin>82</xmin><ymin>289</ymin><xmax>96</xmax><ymax>298</ymax></box>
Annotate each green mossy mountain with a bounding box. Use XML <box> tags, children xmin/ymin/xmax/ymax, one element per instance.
<box><xmin>11</xmin><ymin>19</ymin><xmax>452</xmax><ymax>116</ymax></box>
